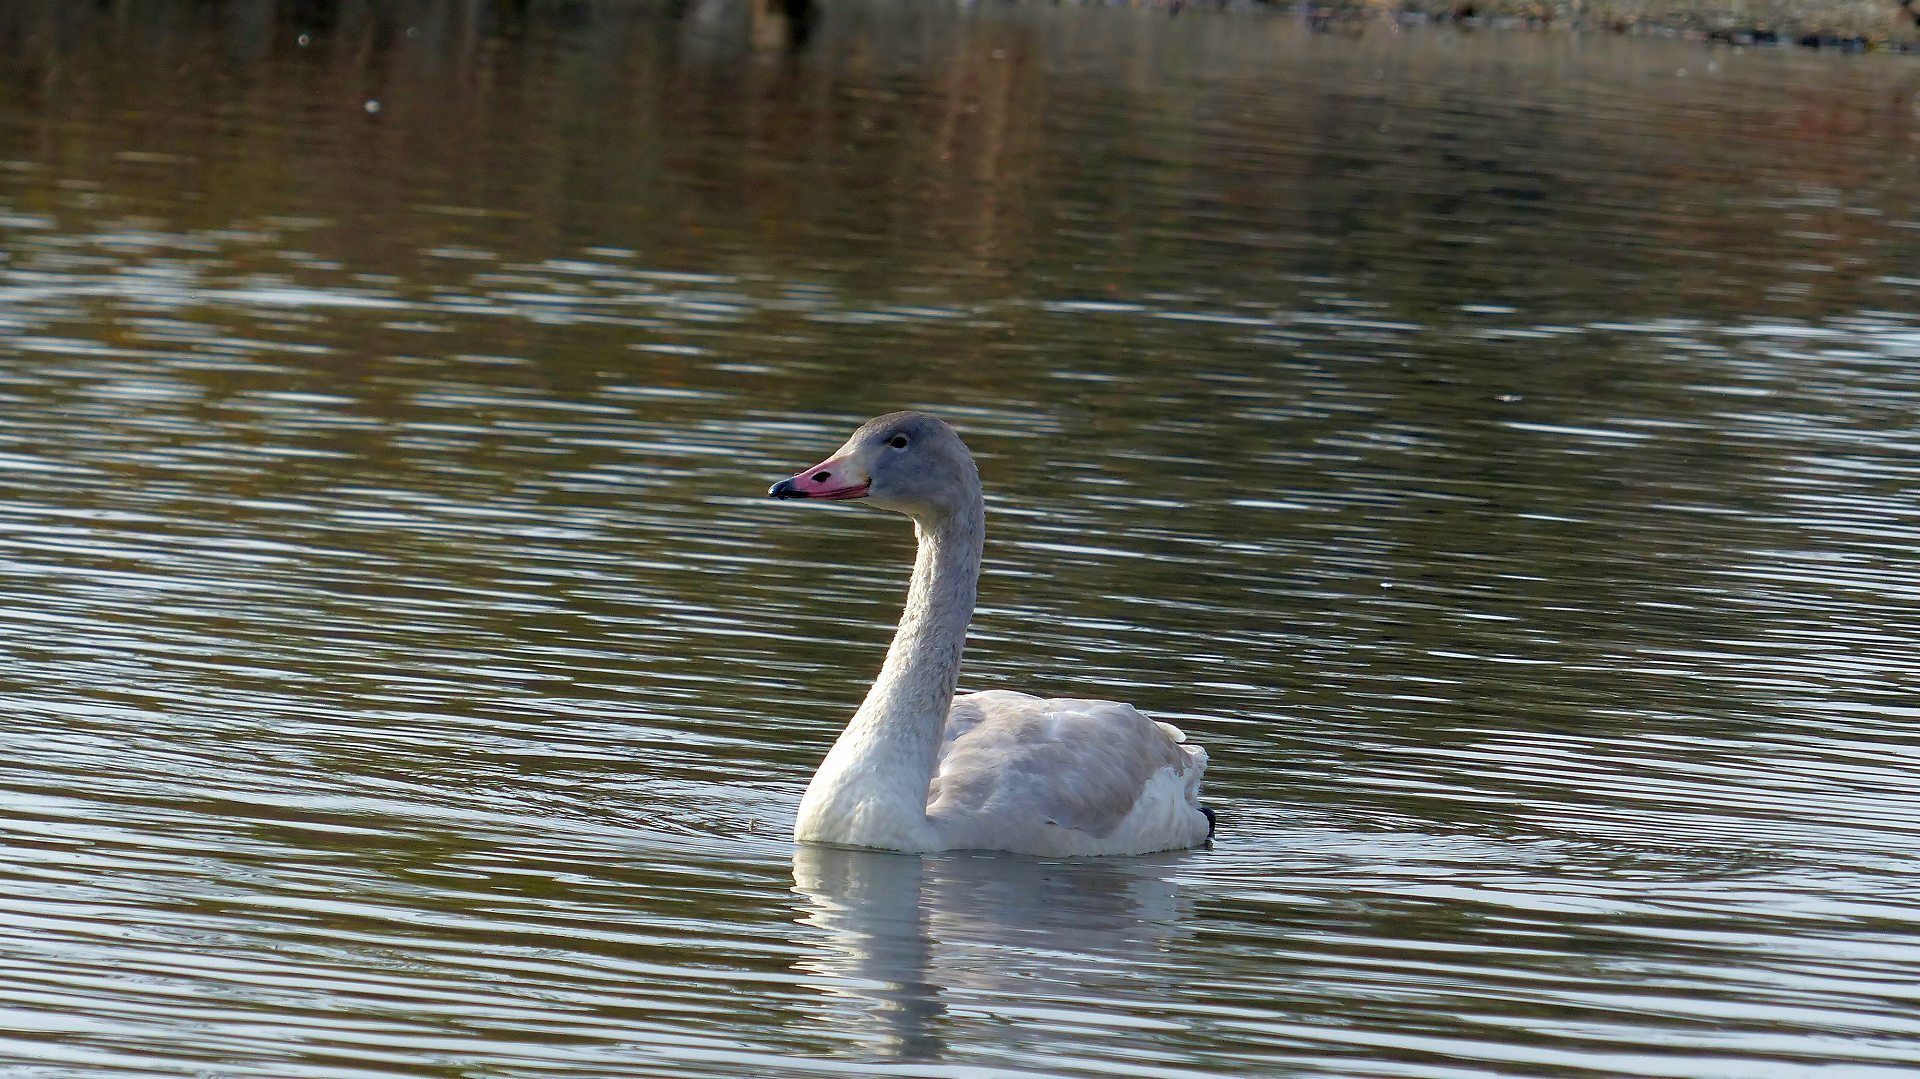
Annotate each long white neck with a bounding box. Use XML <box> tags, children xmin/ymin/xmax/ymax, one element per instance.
<box><xmin>795</xmin><ymin>493</ymin><xmax>984</xmax><ymax>851</ymax></box>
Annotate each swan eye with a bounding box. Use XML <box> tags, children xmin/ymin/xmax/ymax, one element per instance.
<box><xmin>887</xmin><ymin>434</ymin><xmax>910</xmax><ymax>450</ymax></box>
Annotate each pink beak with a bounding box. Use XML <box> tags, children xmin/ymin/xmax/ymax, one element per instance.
<box><xmin>768</xmin><ymin>457</ymin><xmax>870</xmax><ymax>501</ymax></box>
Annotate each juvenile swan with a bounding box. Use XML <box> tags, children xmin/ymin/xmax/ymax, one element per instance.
<box><xmin>768</xmin><ymin>411</ymin><xmax>1213</xmax><ymax>856</ymax></box>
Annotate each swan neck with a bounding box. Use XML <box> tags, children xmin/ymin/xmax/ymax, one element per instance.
<box><xmin>875</xmin><ymin>501</ymin><xmax>983</xmax><ymax>716</ymax></box>
<box><xmin>795</xmin><ymin>495</ymin><xmax>982</xmax><ymax>850</ymax></box>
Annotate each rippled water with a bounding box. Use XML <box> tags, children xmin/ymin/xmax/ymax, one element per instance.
<box><xmin>3</xmin><ymin>2</ymin><xmax>1920</xmax><ymax>1075</ymax></box>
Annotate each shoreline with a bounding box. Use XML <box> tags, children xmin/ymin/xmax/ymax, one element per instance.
<box><xmin>1280</xmin><ymin>1</ymin><xmax>1920</xmax><ymax>49</ymax></box>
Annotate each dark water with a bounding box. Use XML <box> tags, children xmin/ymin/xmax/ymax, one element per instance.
<box><xmin>2</xmin><ymin>1</ymin><xmax>1919</xmax><ymax>1075</ymax></box>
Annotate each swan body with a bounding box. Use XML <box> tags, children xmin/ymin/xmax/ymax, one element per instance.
<box><xmin>769</xmin><ymin>411</ymin><xmax>1212</xmax><ymax>856</ymax></box>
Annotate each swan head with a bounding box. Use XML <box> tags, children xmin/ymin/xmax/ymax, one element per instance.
<box><xmin>769</xmin><ymin>411</ymin><xmax>979</xmax><ymax>524</ymax></box>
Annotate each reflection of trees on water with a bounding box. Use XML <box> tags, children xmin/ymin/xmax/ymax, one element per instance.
<box><xmin>0</xmin><ymin>0</ymin><xmax>1045</xmax><ymax>280</ymax></box>
<box><xmin>1</xmin><ymin>2</ymin><xmax>1910</xmax><ymax>317</ymax></box>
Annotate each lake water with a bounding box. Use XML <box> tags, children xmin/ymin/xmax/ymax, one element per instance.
<box><xmin>2</xmin><ymin>2</ymin><xmax>1919</xmax><ymax>1075</ymax></box>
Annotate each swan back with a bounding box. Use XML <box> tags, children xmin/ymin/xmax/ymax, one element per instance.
<box><xmin>928</xmin><ymin>690</ymin><xmax>1210</xmax><ymax>855</ymax></box>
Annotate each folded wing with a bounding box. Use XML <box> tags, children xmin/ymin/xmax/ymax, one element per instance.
<box><xmin>927</xmin><ymin>689</ymin><xmax>1199</xmax><ymax>840</ymax></box>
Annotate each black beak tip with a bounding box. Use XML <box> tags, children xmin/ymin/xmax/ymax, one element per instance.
<box><xmin>769</xmin><ymin>478</ymin><xmax>802</xmax><ymax>500</ymax></box>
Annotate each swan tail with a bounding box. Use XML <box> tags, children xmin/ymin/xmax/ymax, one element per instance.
<box><xmin>1178</xmin><ymin>740</ymin><xmax>1208</xmax><ymax>814</ymax></box>
<box><xmin>1156</xmin><ymin>719</ymin><xmax>1210</xmax><ymax>802</ymax></box>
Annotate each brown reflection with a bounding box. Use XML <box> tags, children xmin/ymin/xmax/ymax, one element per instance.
<box><xmin>0</xmin><ymin>1</ymin><xmax>1904</xmax><ymax>323</ymax></box>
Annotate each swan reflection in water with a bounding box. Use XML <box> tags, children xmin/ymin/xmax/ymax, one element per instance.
<box><xmin>789</xmin><ymin>843</ymin><xmax>1196</xmax><ymax>1061</ymax></box>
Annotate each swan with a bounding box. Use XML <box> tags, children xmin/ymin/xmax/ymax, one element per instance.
<box><xmin>767</xmin><ymin>411</ymin><xmax>1214</xmax><ymax>856</ymax></box>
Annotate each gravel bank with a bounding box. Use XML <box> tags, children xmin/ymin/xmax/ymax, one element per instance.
<box><xmin>1306</xmin><ymin>1</ymin><xmax>1920</xmax><ymax>47</ymax></box>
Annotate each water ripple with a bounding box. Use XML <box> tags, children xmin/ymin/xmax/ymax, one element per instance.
<box><xmin>0</xmin><ymin>4</ymin><xmax>1918</xmax><ymax>1077</ymax></box>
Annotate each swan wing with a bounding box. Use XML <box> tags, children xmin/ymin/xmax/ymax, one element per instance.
<box><xmin>928</xmin><ymin>689</ymin><xmax>1198</xmax><ymax>840</ymax></box>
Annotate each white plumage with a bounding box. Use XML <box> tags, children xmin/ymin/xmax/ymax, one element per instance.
<box><xmin>769</xmin><ymin>411</ymin><xmax>1214</xmax><ymax>857</ymax></box>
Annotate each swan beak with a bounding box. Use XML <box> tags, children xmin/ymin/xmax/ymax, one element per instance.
<box><xmin>769</xmin><ymin>457</ymin><xmax>871</xmax><ymax>501</ymax></box>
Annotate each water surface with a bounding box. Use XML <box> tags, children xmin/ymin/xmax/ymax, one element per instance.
<box><xmin>2</xmin><ymin>2</ymin><xmax>1919</xmax><ymax>1075</ymax></box>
